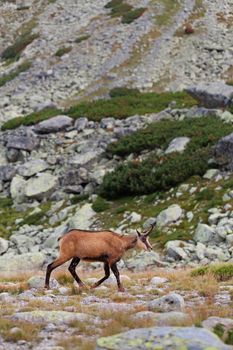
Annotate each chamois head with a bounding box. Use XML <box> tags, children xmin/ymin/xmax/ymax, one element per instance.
<box><xmin>136</xmin><ymin>224</ymin><xmax>154</xmax><ymax>251</ymax></box>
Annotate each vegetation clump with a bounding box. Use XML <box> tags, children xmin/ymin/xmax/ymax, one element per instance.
<box><xmin>1</xmin><ymin>90</ymin><xmax>195</xmax><ymax>131</ymax></box>
<box><xmin>99</xmin><ymin>117</ymin><xmax>233</xmax><ymax>198</ymax></box>
<box><xmin>55</xmin><ymin>46</ymin><xmax>72</xmax><ymax>57</ymax></box>
<box><xmin>105</xmin><ymin>0</ymin><xmax>146</xmax><ymax>23</ymax></box>
<box><xmin>1</xmin><ymin>31</ymin><xmax>38</xmax><ymax>61</ymax></box>
<box><xmin>75</xmin><ymin>34</ymin><xmax>90</xmax><ymax>43</ymax></box>
<box><xmin>191</xmin><ymin>263</ymin><xmax>233</xmax><ymax>281</ymax></box>
<box><xmin>0</xmin><ymin>61</ymin><xmax>31</xmax><ymax>87</ymax></box>
<box><xmin>1</xmin><ymin>107</ymin><xmax>61</xmax><ymax>131</ymax></box>
<box><xmin>92</xmin><ymin>196</ymin><xmax>110</xmax><ymax>213</ymax></box>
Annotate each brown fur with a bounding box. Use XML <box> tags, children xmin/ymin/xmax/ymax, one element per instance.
<box><xmin>45</xmin><ymin>227</ymin><xmax>154</xmax><ymax>292</ymax></box>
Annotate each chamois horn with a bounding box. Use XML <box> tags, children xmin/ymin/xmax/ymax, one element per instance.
<box><xmin>137</xmin><ymin>223</ymin><xmax>155</xmax><ymax>237</ymax></box>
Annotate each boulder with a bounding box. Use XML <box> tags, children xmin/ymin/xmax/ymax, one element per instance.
<box><xmin>96</xmin><ymin>327</ymin><xmax>231</xmax><ymax>350</ymax></box>
<box><xmin>12</xmin><ymin>311</ymin><xmax>96</xmax><ymax>325</ymax></box>
<box><xmin>34</xmin><ymin>115</ymin><xmax>73</xmax><ymax>134</ymax></box>
<box><xmin>194</xmin><ymin>223</ymin><xmax>216</xmax><ymax>243</ymax></box>
<box><xmin>75</xmin><ymin>117</ymin><xmax>88</xmax><ymax>131</ymax></box>
<box><xmin>0</xmin><ymin>165</ymin><xmax>16</xmax><ymax>182</ymax></box>
<box><xmin>68</xmin><ymin>203</ymin><xmax>96</xmax><ymax>230</ymax></box>
<box><xmin>165</xmin><ymin>241</ymin><xmax>188</xmax><ymax>260</ymax></box>
<box><xmin>148</xmin><ymin>293</ymin><xmax>185</xmax><ymax>312</ymax></box>
<box><xmin>0</xmin><ymin>237</ymin><xmax>9</xmax><ymax>255</ymax></box>
<box><xmin>18</xmin><ymin>159</ymin><xmax>49</xmax><ymax>177</ymax></box>
<box><xmin>27</xmin><ymin>276</ymin><xmax>60</xmax><ymax>289</ymax></box>
<box><xmin>124</xmin><ymin>251</ymin><xmax>166</xmax><ymax>271</ymax></box>
<box><xmin>10</xmin><ymin>175</ymin><xmax>27</xmax><ymax>203</ymax></box>
<box><xmin>165</xmin><ymin>137</ymin><xmax>190</xmax><ymax>154</ymax></box>
<box><xmin>25</xmin><ymin>173</ymin><xmax>58</xmax><ymax>200</ymax></box>
<box><xmin>0</xmin><ymin>253</ymin><xmax>46</xmax><ymax>272</ymax></box>
<box><xmin>60</xmin><ymin>168</ymin><xmax>89</xmax><ymax>187</ymax></box>
<box><xmin>150</xmin><ymin>276</ymin><xmax>168</xmax><ymax>285</ymax></box>
<box><xmin>156</xmin><ymin>204</ymin><xmax>183</xmax><ymax>227</ymax></box>
<box><xmin>7</xmin><ymin>135</ymin><xmax>39</xmax><ymax>152</ymax></box>
<box><xmin>214</xmin><ymin>132</ymin><xmax>233</xmax><ymax>170</ymax></box>
<box><xmin>186</xmin><ymin>82</ymin><xmax>233</xmax><ymax>108</ymax></box>
<box><xmin>202</xmin><ymin>316</ymin><xmax>233</xmax><ymax>331</ymax></box>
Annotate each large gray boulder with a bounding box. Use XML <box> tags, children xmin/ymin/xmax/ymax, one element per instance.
<box><xmin>194</xmin><ymin>223</ymin><xmax>216</xmax><ymax>243</ymax></box>
<box><xmin>186</xmin><ymin>82</ymin><xmax>233</xmax><ymax>108</ymax></box>
<box><xmin>214</xmin><ymin>133</ymin><xmax>233</xmax><ymax>170</ymax></box>
<box><xmin>18</xmin><ymin>159</ymin><xmax>49</xmax><ymax>177</ymax></box>
<box><xmin>165</xmin><ymin>137</ymin><xmax>190</xmax><ymax>154</ymax></box>
<box><xmin>10</xmin><ymin>175</ymin><xmax>27</xmax><ymax>203</ymax></box>
<box><xmin>68</xmin><ymin>203</ymin><xmax>96</xmax><ymax>230</ymax></box>
<box><xmin>7</xmin><ymin>134</ymin><xmax>39</xmax><ymax>151</ymax></box>
<box><xmin>96</xmin><ymin>327</ymin><xmax>231</xmax><ymax>350</ymax></box>
<box><xmin>0</xmin><ymin>165</ymin><xmax>16</xmax><ymax>182</ymax></box>
<box><xmin>148</xmin><ymin>293</ymin><xmax>185</xmax><ymax>312</ymax></box>
<box><xmin>25</xmin><ymin>173</ymin><xmax>58</xmax><ymax>200</ymax></box>
<box><xmin>34</xmin><ymin>115</ymin><xmax>73</xmax><ymax>134</ymax></box>
<box><xmin>156</xmin><ymin>204</ymin><xmax>183</xmax><ymax>227</ymax></box>
<box><xmin>0</xmin><ymin>253</ymin><xmax>46</xmax><ymax>272</ymax></box>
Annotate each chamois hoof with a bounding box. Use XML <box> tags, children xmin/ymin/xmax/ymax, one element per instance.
<box><xmin>118</xmin><ymin>286</ymin><xmax>125</xmax><ymax>293</ymax></box>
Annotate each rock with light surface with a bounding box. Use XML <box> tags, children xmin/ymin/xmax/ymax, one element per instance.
<box><xmin>96</xmin><ymin>327</ymin><xmax>231</xmax><ymax>350</ymax></box>
<box><xmin>10</xmin><ymin>175</ymin><xmax>27</xmax><ymax>203</ymax></box>
<box><xmin>194</xmin><ymin>223</ymin><xmax>216</xmax><ymax>243</ymax></box>
<box><xmin>0</xmin><ymin>237</ymin><xmax>9</xmax><ymax>255</ymax></box>
<box><xmin>68</xmin><ymin>203</ymin><xmax>96</xmax><ymax>230</ymax></box>
<box><xmin>27</xmin><ymin>276</ymin><xmax>60</xmax><ymax>290</ymax></box>
<box><xmin>150</xmin><ymin>277</ymin><xmax>168</xmax><ymax>285</ymax></box>
<box><xmin>18</xmin><ymin>159</ymin><xmax>49</xmax><ymax>177</ymax></box>
<box><xmin>148</xmin><ymin>293</ymin><xmax>185</xmax><ymax>312</ymax></box>
<box><xmin>25</xmin><ymin>173</ymin><xmax>58</xmax><ymax>200</ymax></box>
<box><xmin>156</xmin><ymin>204</ymin><xmax>183</xmax><ymax>227</ymax></box>
<box><xmin>0</xmin><ymin>253</ymin><xmax>46</xmax><ymax>272</ymax></box>
<box><xmin>165</xmin><ymin>137</ymin><xmax>190</xmax><ymax>154</ymax></box>
<box><xmin>34</xmin><ymin>115</ymin><xmax>73</xmax><ymax>134</ymax></box>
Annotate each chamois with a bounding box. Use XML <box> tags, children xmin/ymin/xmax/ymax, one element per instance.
<box><xmin>45</xmin><ymin>225</ymin><xmax>154</xmax><ymax>292</ymax></box>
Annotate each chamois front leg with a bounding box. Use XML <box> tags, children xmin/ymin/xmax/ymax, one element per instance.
<box><xmin>111</xmin><ymin>262</ymin><xmax>125</xmax><ymax>292</ymax></box>
<box><xmin>91</xmin><ymin>262</ymin><xmax>110</xmax><ymax>289</ymax></box>
<box><xmin>45</xmin><ymin>256</ymin><xmax>69</xmax><ymax>289</ymax></box>
<box><xmin>68</xmin><ymin>257</ymin><xmax>87</xmax><ymax>288</ymax></box>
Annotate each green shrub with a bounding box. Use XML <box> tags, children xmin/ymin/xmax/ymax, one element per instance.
<box><xmin>121</xmin><ymin>7</ymin><xmax>146</xmax><ymax>24</ymax></box>
<box><xmin>191</xmin><ymin>263</ymin><xmax>233</xmax><ymax>281</ymax></box>
<box><xmin>109</xmin><ymin>87</ymin><xmax>140</xmax><ymax>98</ymax></box>
<box><xmin>110</xmin><ymin>3</ymin><xmax>132</xmax><ymax>17</ymax></box>
<box><xmin>92</xmin><ymin>196</ymin><xmax>110</xmax><ymax>213</ymax></box>
<box><xmin>21</xmin><ymin>212</ymin><xmax>45</xmax><ymax>226</ymax></box>
<box><xmin>100</xmin><ymin>117</ymin><xmax>233</xmax><ymax>198</ymax></box>
<box><xmin>67</xmin><ymin>91</ymin><xmax>196</xmax><ymax>121</ymax></box>
<box><xmin>107</xmin><ymin>116</ymin><xmax>231</xmax><ymax>157</ymax></box>
<box><xmin>1</xmin><ymin>107</ymin><xmax>61</xmax><ymax>131</ymax></box>
<box><xmin>99</xmin><ymin>148</ymin><xmax>210</xmax><ymax>198</ymax></box>
<box><xmin>55</xmin><ymin>46</ymin><xmax>72</xmax><ymax>57</ymax></box>
<box><xmin>1</xmin><ymin>91</ymin><xmax>196</xmax><ymax>130</ymax></box>
<box><xmin>104</xmin><ymin>0</ymin><xmax>123</xmax><ymax>8</ymax></box>
<box><xmin>0</xmin><ymin>61</ymin><xmax>31</xmax><ymax>87</ymax></box>
<box><xmin>75</xmin><ymin>35</ymin><xmax>90</xmax><ymax>43</ymax></box>
<box><xmin>1</xmin><ymin>32</ymin><xmax>38</xmax><ymax>60</ymax></box>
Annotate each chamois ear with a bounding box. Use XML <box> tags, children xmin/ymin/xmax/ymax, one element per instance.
<box><xmin>143</xmin><ymin>224</ymin><xmax>155</xmax><ymax>237</ymax></box>
<box><xmin>136</xmin><ymin>229</ymin><xmax>142</xmax><ymax>237</ymax></box>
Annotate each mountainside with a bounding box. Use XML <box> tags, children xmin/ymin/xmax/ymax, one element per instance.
<box><xmin>0</xmin><ymin>0</ymin><xmax>232</xmax><ymax>122</ymax></box>
<box><xmin>1</xmin><ymin>2</ymin><xmax>233</xmax><ymax>350</ymax></box>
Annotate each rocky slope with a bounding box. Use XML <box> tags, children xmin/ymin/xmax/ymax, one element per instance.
<box><xmin>0</xmin><ymin>0</ymin><xmax>232</xmax><ymax>122</ymax></box>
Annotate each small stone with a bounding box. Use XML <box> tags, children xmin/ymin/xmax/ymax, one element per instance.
<box><xmin>148</xmin><ymin>293</ymin><xmax>185</xmax><ymax>312</ymax></box>
<box><xmin>150</xmin><ymin>277</ymin><xmax>168</xmax><ymax>285</ymax></box>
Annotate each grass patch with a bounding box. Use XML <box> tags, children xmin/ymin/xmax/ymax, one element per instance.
<box><xmin>155</xmin><ymin>0</ymin><xmax>180</xmax><ymax>26</ymax></box>
<box><xmin>0</xmin><ymin>317</ymin><xmax>42</xmax><ymax>343</ymax></box>
<box><xmin>1</xmin><ymin>107</ymin><xmax>61</xmax><ymax>131</ymax></box>
<box><xmin>55</xmin><ymin>46</ymin><xmax>72</xmax><ymax>57</ymax></box>
<box><xmin>1</xmin><ymin>31</ymin><xmax>38</xmax><ymax>61</ymax></box>
<box><xmin>92</xmin><ymin>196</ymin><xmax>110</xmax><ymax>213</ymax></box>
<box><xmin>100</xmin><ymin>116</ymin><xmax>233</xmax><ymax>198</ymax></box>
<box><xmin>75</xmin><ymin>35</ymin><xmax>90</xmax><ymax>43</ymax></box>
<box><xmin>1</xmin><ymin>90</ymin><xmax>196</xmax><ymax>131</ymax></box>
<box><xmin>70</xmin><ymin>194</ymin><xmax>89</xmax><ymax>205</ymax></box>
<box><xmin>122</xmin><ymin>8</ymin><xmax>146</xmax><ymax>24</ymax></box>
<box><xmin>0</xmin><ymin>61</ymin><xmax>31</xmax><ymax>87</ymax></box>
<box><xmin>0</xmin><ymin>197</ymin><xmax>13</xmax><ymax>209</ymax></box>
<box><xmin>191</xmin><ymin>263</ymin><xmax>233</xmax><ymax>281</ymax></box>
<box><xmin>105</xmin><ymin>0</ymin><xmax>146</xmax><ymax>23</ymax></box>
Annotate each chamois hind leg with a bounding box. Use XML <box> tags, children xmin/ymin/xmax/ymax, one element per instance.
<box><xmin>68</xmin><ymin>257</ymin><xmax>86</xmax><ymax>288</ymax></box>
<box><xmin>91</xmin><ymin>262</ymin><xmax>110</xmax><ymax>289</ymax></box>
<box><xmin>111</xmin><ymin>262</ymin><xmax>125</xmax><ymax>292</ymax></box>
<box><xmin>45</xmin><ymin>256</ymin><xmax>69</xmax><ymax>289</ymax></box>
